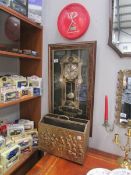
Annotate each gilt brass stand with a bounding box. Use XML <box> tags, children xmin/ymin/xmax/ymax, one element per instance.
<box><xmin>113</xmin><ymin>128</ymin><xmax>131</xmax><ymax>169</ymax></box>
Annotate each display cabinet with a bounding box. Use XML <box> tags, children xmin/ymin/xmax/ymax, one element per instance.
<box><xmin>0</xmin><ymin>5</ymin><xmax>43</xmax><ymax>174</ymax></box>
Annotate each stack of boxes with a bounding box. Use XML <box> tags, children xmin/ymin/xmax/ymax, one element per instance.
<box><xmin>0</xmin><ymin>119</ymin><xmax>38</xmax><ymax>174</ymax></box>
<box><xmin>0</xmin><ymin>0</ymin><xmax>28</xmax><ymax>16</ymax></box>
<box><xmin>0</xmin><ymin>75</ymin><xmax>42</xmax><ymax>103</ymax></box>
<box><xmin>0</xmin><ymin>0</ymin><xmax>42</xmax><ymax>24</ymax></box>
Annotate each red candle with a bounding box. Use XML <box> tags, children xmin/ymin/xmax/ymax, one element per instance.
<box><xmin>104</xmin><ymin>95</ymin><xmax>108</xmax><ymax>122</ymax></box>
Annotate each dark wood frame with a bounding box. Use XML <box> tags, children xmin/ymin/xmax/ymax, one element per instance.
<box><xmin>108</xmin><ymin>0</ymin><xmax>131</xmax><ymax>57</ymax></box>
<box><xmin>48</xmin><ymin>41</ymin><xmax>96</xmax><ymax>136</ymax></box>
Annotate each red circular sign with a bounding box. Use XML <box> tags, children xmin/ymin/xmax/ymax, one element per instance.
<box><xmin>57</xmin><ymin>3</ymin><xmax>90</xmax><ymax>40</ymax></box>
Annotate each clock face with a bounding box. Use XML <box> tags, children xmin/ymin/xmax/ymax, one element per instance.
<box><xmin>64</xmin><ymin>63</ymin><xmax>78</xmax><ymax>80</ymax></box>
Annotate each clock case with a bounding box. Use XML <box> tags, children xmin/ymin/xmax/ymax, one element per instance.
<box><xmin>39</xmin><ymin>42</ymin><xmax>96</xmax><ymax>164</ymax></box>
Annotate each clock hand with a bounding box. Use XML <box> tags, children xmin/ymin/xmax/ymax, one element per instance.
<box><xmin>70</xmin><ymin>66</ymin><xmax>77</xmax><ymax>72</ymax></box>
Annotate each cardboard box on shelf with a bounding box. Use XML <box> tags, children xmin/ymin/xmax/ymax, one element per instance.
<box><xmin>28</xmin><ymin>0</ymin><xmax>42</xmax><ymax>24</ymax></box>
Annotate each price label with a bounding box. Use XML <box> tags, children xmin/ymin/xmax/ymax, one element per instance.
<box><xmin>54</xmin><ymin>59</ymin><xmax>59</xmax><ymax>63</ymax></box>
<box><xmin>120</xmin><ymin>112</ymin><xmax>126</xmax><ymax>118</ymax></box>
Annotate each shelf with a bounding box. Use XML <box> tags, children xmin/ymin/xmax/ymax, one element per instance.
<box><xmin>0</xmin><ymin>5</ymin><xmax>42</xmax><ymax>30</ymax></box>
<box><xmin>119</xmin><ymin>4</ymin><xmax>131</xmax><ymax>8</ymax></box>
<box><xmin>0</xmin><ymin>50</ymin><xmax>41</xmax><ymax>60</ymax></box>
<box><xmin>4</xmin><ymin>149</ymin><xmax>42</xmax><ymax>175</ymax></box>
<box><xmin>0</xmin><ymin>95</ymin><xmax>40</xmax><ymax>108</ymax></box>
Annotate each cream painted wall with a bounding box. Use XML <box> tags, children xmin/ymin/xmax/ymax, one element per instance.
<box><xmin>42</xmin><ymin>0</ymin><xmax>131</xmax><ymax>157</ymax></box>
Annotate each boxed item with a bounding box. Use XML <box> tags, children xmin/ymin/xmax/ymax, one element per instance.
<box><xmin>0</xmin><ymin>136</ymin><xmax>5</xmax><ymax>149</ymax></box>
<box><xmin>11</xmin><ymin>75</ymin><xmax>28</xmax><ymax>88</ymax></box>
<box><xmin>0</xmin><ymin>86</ymin><xmax>19</xmax><ymax>102</ymax></box>
<box><xmin>0</xmin><ymin>124</ymin><xmax>7</xmax><ymax>137</ymax></box>
<box><xmin>39</xmin><ymin>113</ymin><xmax>90</xmax><ymax>164</ymax></box>
<box><xmin>10</xmin><ymin>0</ymin><xmax>28</xmax><ymax>16</ymax></box>
<box><xmin>13</xmin><ymin>135</ymin><xmax>32</xmax><ymax>153</ymax></box>
<box><xmin>5</xmin><ymin>137</ymin><xmax>14</xmax><ymax>147</ymax></box>
<box><xmin>28</xmin><ymin>76</ymin><xmax>42</xmax><ymax>96</ymax></box>
<box><xmin>7</xmin><ymin>124</ymin><xmax>24</xmax><ymax>136</ymax></box>
<box><xmin>25</xmin><ymin>129</ymin><xmax>38</xmax><ymax>147</ymax></box>
<box><xmin>0</xmin><ymin>76</ymin><xmax>13</xmax><ymax>88</ymax></box>
<box><xmin>18</xmin><ymin>119</ymin><xmax>34</xmax><ymax>130</ymax></box>
<box><xmin>11</xmin><ymin>75</ymin><xmax>30</xmax><ymax>97</ymax></box>
<box><xmin>0</xmin><ymin>0</ymin><xmax>10</xmax><ymax>6</ymax></box>
<box><xmin>0</xmin><ymin>144</ymin><xmax>20</xmax><ymax>173</ymax></box>
<box><xmin>28</xmin><ymin>0</ymin><xmax>42</xmax><ymax>24</ymax></box>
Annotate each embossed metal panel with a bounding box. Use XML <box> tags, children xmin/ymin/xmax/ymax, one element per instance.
<box><xmin>38</xmin><ymin>114</ymin><xmax>90</xmax><ymax>164</ymax></box>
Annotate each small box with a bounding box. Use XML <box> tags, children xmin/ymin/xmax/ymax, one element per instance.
<box><xmin>18</xmin><ymin>119</ymin><xmax>34</xmax><ymax>130</ymax></box>
<box><xmin>7</xmin><ymin>124</ymin><xmax>24</xmax><ymax>136</ymax></box>
<box><xmin>28</xmin><ymin>0</ymin><xmax>42</xmax><ymax>24</ymax></box>
<box><xmin>0</xmin><ymin>136</ymin><xmax>5</xmax><ymax>149</ymax></box>
<box><xmin>5</xmin><ymin>137</ymin><xmax>14</xmax><ymax>147</ymax></box>
<box><xmin>0</xmin><ymin>76</ymin><xmax>13</xmax><ymax>88</ymax></box>
<box><xmin>0</xmin><ymin>86</ymin><xmax>19</xmax><ymax>102</ymax></box>
<box><xmin>28</xmin><ymin>76</ymin><xmax>42</xmax><ymax>96</ymax></box>
<box><xmin>11</xmin><ymin>75</ymin><xmax>28</xmax><ymax>88</ymax></box>
<box><xmin>25</xmin><ymin>129</ymin><xmax>38</xmax><ymax>147</ymax></box>
<box><xmin>39</xmin><ymin>113</ymin><xmax>90</xmax><ymax>164</ymax></box>
<box><xmin>14</xmin><ymin>135</ymin><xmax>32</xmax><ymax>153</ymax></box>
<box><xmin>0</xmin><ymin>0</ymin><xmax>10</xmax><ymax>6</ymax></box>
<box><xmin>0</xmin><ymin>124</ymin><xmax>7</xmax><ymax>137</ymax></box>
<box><xmin>10</xmin><ymin>0</ymin><xmax>28</xmax><ymax>16</ymax></box>
<box><xmin>0</xmin><ymin>144</ymin><xmax>20</xmax><ymax>173</ymax></box>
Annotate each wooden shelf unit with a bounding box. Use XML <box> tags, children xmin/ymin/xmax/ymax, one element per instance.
<box><xmin>0</xmin><ymin>5</ymin><xmax>43</xmax><ymax>175</ymax></box>
<box><xmin>0</xmin><ymin>50</ymin><xmax>41</xmax><ymax>60</ymax></box>
<box><xmin>0</xmin><ymin>5</ymin><xmax>42</xmax><ymax>128</ymax></box>
<box><xmin>0</xmin><ymin>96</ymin><xmax>40</xmax><ymax>108</ymax></box>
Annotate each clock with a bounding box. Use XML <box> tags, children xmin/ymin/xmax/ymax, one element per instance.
<box><xmin>59</xmin><ymin>55</ymin><xmax>83</xmax><ymax>116</ymax></box>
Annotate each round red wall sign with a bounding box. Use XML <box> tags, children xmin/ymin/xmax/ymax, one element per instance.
<box><xmin>57</xmin><ymin>3</ymin><xmax>90</xmax><ymax>40</ymax></box>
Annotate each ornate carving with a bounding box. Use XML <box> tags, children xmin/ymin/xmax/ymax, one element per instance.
<box><xmin>115</xmin><ymin>70</ymin><xmax>131</xmax><ymax>127</ymax></box>
<box><xmin>38</xmin><ymin>119</ymin><xmax>90</xmax><ymax>164</ymax></box>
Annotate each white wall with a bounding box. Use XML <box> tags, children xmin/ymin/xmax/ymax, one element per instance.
<box><xmin>42</xmin><ymin>0</ymin><xmax>131</xmax><ymax>157</ymax></box>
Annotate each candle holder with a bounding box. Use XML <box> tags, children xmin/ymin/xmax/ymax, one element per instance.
<box><xmin>113</xmin><ymin>128</ymin><xmax>131</xmax><ymax>169</ymax></box>
<box><xmin>103</xmin><ymin>120</ymin><xmax>115</xmax><ymax>132</ymax></box>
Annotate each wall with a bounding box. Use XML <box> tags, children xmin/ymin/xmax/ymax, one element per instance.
<box><xmin>42</xmin><ymin>0</ymin><xmax>131</xmax><ymax>157</ymax></box>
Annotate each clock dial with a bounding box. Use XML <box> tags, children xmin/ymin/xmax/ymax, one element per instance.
<box><xmin>64</xmin><ymin>63</ymin><xmax>78</xmax><ymax>80</ymax></box>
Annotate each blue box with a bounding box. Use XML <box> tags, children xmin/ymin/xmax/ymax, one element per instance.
<box><xmin>28</xmin><ymin>0</ymin><xmax>42</xmax><ymax>24</ymax></box>
<box><xmin>0</xmin><ymin>0</ymin><xmax>10</xmax><ymax>6</ymax></box>
<box><xmin>10</xmin><ymin>0</ymin><xmax>28</xmax><ymax>16</ymax></box>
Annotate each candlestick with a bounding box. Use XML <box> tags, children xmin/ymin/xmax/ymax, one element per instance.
<box><xmin>104</xmin><ymin>95</ymin><xmax>108</xmax><ymax>122</ymax></box>
<box><xmin>113</xmin><ymin>133</ymin><xmax>120</xmax><ymax>145</ymax></box>
<box><xmin>102</xmin><ymin>95</ymin><xmax>115</xmax><ymax>132</ymax></box>
<box><xmin>113</xmin><ymin>128</ymin><xmax>131</xmax><ymax>169</ymax></box>
<box><xmin>127</xmin><ymin>128</ymin><xmax>131</xmax><ymax>137</ymax></box>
